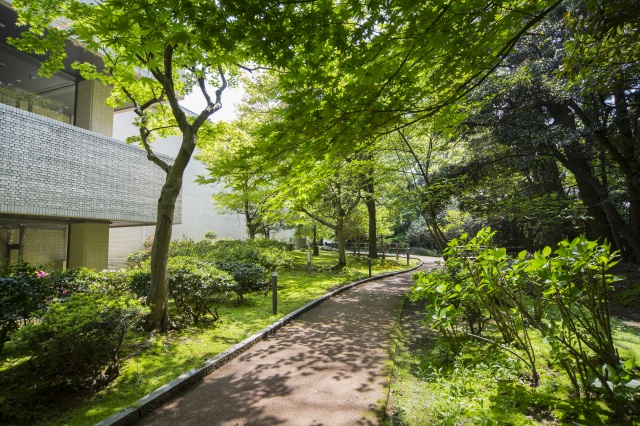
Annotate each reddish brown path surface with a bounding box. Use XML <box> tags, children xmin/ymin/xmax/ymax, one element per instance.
<box><xmin>138</xmin><ymin>257</ymin><xmax>439</xmax><ymax>426</ymax></box>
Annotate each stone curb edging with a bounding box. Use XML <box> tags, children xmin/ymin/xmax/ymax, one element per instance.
<box><xmin>97</xmin><ymin>258</ymin><xmax>424</xmax><ymax>426</ymax></box>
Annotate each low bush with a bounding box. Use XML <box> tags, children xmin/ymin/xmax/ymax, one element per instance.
<box><xmin>168</xmin><ymin>257</ymin><xmax>234</xmax><ymax>323</ymax></box>
<box><xmin>214</xmin><ymin>261</ymin><xmax>267</xmax><ymax>303</ymax></box>
<box><xmin>126</xmin><ymin>249</ymin><xmax>150</xmax><ymax>267</ymax></box>
<box><xmin>45</xmin><ymin>268</ymin><xmax>94</xmax><ymax>299</ymax></box>
<box><xmin>169</xmin><ymin>237</ymin><xmax>217</xmax><ymax>258</ymax></box>
<box><xmin>0</xmin><ymin>264</ymin><xmax>53</xmax><ymax>353</ymax></box>
<box><xmin>411</xmin><ymin>228</ymin><xmax>640</xmax><ymax>408</ymax></box>
<box><xmin>211</xmin><ymin>239</ymin><xmax>294</xmax><ymax>271</ymax></box>
<box><xmin>410</xmin><ymin>246</ymin><xmax>439</xmax><ymax>256</ymax></box>
<box><xmin>15</xmin><ymin>291</ymin><xmax>148</xmax><ymax>389</ymax></box>
<box><xmin>127</xmin><ymin>268</ymin><xmax>151</xmax><ymax>298</ymax></box>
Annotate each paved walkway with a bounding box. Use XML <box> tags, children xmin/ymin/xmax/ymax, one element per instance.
<box><xmin>138</xmin><ymin>257</ymin><xmax>439</xmax><ymax>426</ymax></box>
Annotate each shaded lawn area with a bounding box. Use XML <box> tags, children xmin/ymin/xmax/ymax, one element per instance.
<box><xmin>0</xmin><ymin>251</ymin><xmax>418</xmax><ymax>426</ymax></box>
<box><xmin>385</xmin><ymin>300</ymin><xmax>640</xmax><ymax>426</ymax></box>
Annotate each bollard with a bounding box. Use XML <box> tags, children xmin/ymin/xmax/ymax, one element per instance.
<box><xmin>272</xmin><ymin>272</ymin><xmax>278</xmax><ymax>315</ymax></box>
<box><xmin>406</xmin><ymin>251</ymin><xmax>410</xmax><ymax>265</ymax></box>
<box><xmin>307</xmin><ymin>251</ymin><xmax>311</xmax><ymax>274</ymax></box>
<box><xmin>396</xmin><ymin>243</ymin><xmax>399</xmax><ymax>261</ymax></box>
<box><xmin>368</xmin><ymin>257</ymin><xmax>372</xmax><ymax>277</ymax></box>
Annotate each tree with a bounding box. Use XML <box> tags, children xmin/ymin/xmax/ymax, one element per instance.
<box><xmin>255</xmin><ymin>149</ymin><xmax>364</xmax><ymax>269</ymax></box>
<box><xmin>464</xmin><ymin>1</ymin><xmax>640</xmax><ymax>259</ymax></box>
<box><xmin>257</xmin><ymin>0</ymin><xmax>564</xmax><ymax>163</ymax></box>
<box><xmin>197</xmin><ymin>122</ymin><xmax>281</xmax><ymax>240</ymax></box>
<box><xmin>12</xmin><ymin>0</ymin><xmax>252</xmax><ymax>331</ymax></box>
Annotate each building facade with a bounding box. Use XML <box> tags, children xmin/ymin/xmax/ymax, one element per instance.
<box><xmin>0</xmin><ymin>2</ymin><xmax>173</xmax><ymax>270</ymax></box>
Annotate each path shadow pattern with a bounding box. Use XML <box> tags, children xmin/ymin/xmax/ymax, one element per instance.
<box><xmin>139</xmin><ymin>271</ymin><xmax>426</xmax><ymax>426</ymax></box>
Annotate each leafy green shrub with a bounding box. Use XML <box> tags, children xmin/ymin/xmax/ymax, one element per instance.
<box><xmin>45</xmin><ymin>268</ymin><xmax>94</xmax><ymax>299</ymax></box>
<box><xmin>169</xmin><ymin>231</ymin><xmax>220</xmax><ymax>258</ymax></box>
<box><xmin>0</xmin><ymin>264</ymin><xmax>53</xmax><ymax>353</ymax></box>
<box><xmin>411</xmin><ymin>228</ymin><xmax>639</xmax><ymax>404</ymax></box>
<box><xmin>126</xmin><ymin>249</ymin><xmax>150</xmax><ymax>267</ymax></box>
<box><xmin>211</xmin><ymin>239</ymin><xmax>293</xmax><ymax>271</ymax></box>
<box><xmin>372</xmin><ymin>258</ymin><xmax>402</xmax><ymax>269</ymax></box>
<box><xmin>410</xmin><ymin>246</ymin><xmax>440</xmax><ymax>256</ymax></box>
<box><xmin>168</xmin><ymin>257</ymin><xmax>233</xmax><ymax>323</ymax></box>
<box><xmin>15</xmin><ymin>291</ymin><xmax>148</xmax><ymax>388</ymax></box>
<box><xmin>126</xmin><ymin>268</ymin><xmax>151</xmax><ymax>298</ymax></box>
<box><xmin>214</xmin><ymin>261</ymin><xmax>267</xmax><ymax>303</ymax></box>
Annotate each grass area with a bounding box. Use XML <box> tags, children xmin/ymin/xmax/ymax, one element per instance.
<box><xmin>385</xmin><ymin>303</ymin><xmax>640</xmax><ymax>426</ymax></box>
<box><xmin>0</xmin><ymin>251</ymin><xmax>419</xmax><ymax>425</ymax></box>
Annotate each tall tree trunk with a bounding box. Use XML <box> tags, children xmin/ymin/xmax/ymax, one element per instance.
<box><xmin>146</xmin><ymin>133</ymin><xmax>192</xmax><ymax>331</ymax></box>
<box><xmin>366</xmin><ymin>196</ymin><xmax>377</xmax><ymax>258</ymax></box>
<box><xmin>364</xmin><ymin>165</ymin><xmax>378</xmax><ymax>258</ymax></box>
<box><xmin>551</xmin><ymin>146</ymin><xmax>640</xmax><ymax>260</ymax></box>
<box><xmin>245</xmin><ymin>200</ymin><xmax>257</xmax><ymax>239</ymax></box>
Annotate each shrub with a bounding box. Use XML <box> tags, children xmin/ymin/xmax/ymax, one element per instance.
<box><xmin>15</xmin><ymin>291</ymin><xmax>148</xmax><ymax>388</ymax></box>
<box><xmin>0</xmin><ymin>264</ymin><xmax>53</xmax><ymax>353</ymax></box>
<box><xmin>126</xmin><ymin>268</ymin><xmax>151</xmax><ymax>298</ymax></box>
<box><xmin>45</xmin><ymin>268</ymin><xmax>94</xmax><ymax>299</ymax></box>
<box><xmin>410</xmin><ymin>246</ymin><xmax>440</xmax><ymax>256</ymax></box>
<box><xmin>126</xmin><ymin>249</ymin><xmax>150</xmax><ymax>267</ymax></box>
<box><xmin>411</xmin><ymin>228</ymin><xmax>639</xmax><ymax>406</ymax></box>
<box><xmin>169</xmin><ymin>237</ymin><xmax>217</xmax><ymax>258</ymax></box>
<box><xmin>214</xmin><ymin>261</ymin><xmax>267</xmax><ymax>303</ymax></box>
<box><xmin>168</xmin><ymin>257</ymin><xmax>233</xmax><ymax>323</ymax></box>
<box><xmin>211</xmin><ymin>239</ymin><xmax>293</xmax><ymax>271</ymax></box>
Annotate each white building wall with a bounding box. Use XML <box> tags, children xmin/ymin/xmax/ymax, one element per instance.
<box><xmin>108</xmin><ymin>110</ymin><xmax>248</xmax><ymax>262</ymax></box>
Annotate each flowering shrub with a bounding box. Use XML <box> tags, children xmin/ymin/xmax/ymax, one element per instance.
<box><xmin>0</xmin><ymin>264</ymin><xmax>53</xmax><ymax>353</ymax></box>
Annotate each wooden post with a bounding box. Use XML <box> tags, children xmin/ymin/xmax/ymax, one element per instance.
<box><xmin>396</xmin><ymin>243</ymin><xmax>399</xmax><ymax>260</ymax></box>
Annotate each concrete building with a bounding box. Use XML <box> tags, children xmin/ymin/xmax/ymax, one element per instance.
<box><xmin>0</xmin><ymin>2</ymin><xmax>171</xmax><ymax>270</ymax></box>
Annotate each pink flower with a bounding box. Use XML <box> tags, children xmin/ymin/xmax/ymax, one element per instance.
<box><xmin>36</xmin><ymin>270</ymin><xmax>48</xmax><ymax>278</ymax></box>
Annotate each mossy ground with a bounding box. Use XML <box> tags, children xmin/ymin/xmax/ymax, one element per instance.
<box><xmin>385</xmin><ymin>299</ymin><xmax>640</xmax><ymax>426</ymax></box>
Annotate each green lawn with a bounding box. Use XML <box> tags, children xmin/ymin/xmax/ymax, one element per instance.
<box><xmin>385</xmin><ymin>303</ymin><xmax>640</xmax><ymax>426</ymax></box>
<box><xmin>0</xmin><ymin>251</ymin><xmax>418</xmax><ymax>425</ymax></box>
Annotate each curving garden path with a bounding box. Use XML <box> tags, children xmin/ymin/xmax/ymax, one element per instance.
<box><xmin>135</xmin><ymin>257</ymin><xmax>440</xmax><ymax>426</ymax></box>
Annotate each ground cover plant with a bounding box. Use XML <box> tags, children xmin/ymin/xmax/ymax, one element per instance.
<box><xmin>0</xmin><ymin>247</ymin><xmax>418</xmax><ymax>425</ymax></box>
<box><xmin>386</xmin><ymin>229</ymin><xmax>640</xmax><ymax>425</ymax></box>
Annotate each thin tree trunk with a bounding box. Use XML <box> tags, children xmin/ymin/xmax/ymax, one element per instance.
<box><xmin>365</xmin><ymin>169</ymin><xmax>378</xmax><ymax>258</ymax></box>
<box><xmin>336</xmin><ymin>217</ymin><xmax>347</xmax><ymax>269</ymax></box>
<box><xmin>366</xmin><ymin>196</ymin><xmax>377</xmax><ymax>258</ymax></box>
<box><xmin>145</xmin><ymin>126</ymin><xmax>196</xmax><ymax>331</ymax></box>
<box><xmin>146</xmin><ymin>164</ymin><xmax>184</xmax><ymax>331</ymax></box>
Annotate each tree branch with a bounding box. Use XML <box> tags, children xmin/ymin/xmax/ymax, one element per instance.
<box><xmin>193</xmin><ymin>66</ymin><xmax>228</xmax><ymax>129</ymax></box>
<box><xmin>121</xmin><ymin>87</ymin><xmax>170</xmax><ymax>173</ymax></box>
<box><xmin>300</xmin><ymin>207</ymin><xmax>337</xmax><ymax>230</ymax></box>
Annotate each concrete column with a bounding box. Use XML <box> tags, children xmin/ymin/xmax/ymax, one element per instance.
<box><xmin>68</xmin><ymin>222</ymin><xmax>109</xmax><ymax>270</ymax></box>
<box><xmin>75</xmin><ymin>80</ymin><xmax>114</xmax><ymax>137</ymax></box>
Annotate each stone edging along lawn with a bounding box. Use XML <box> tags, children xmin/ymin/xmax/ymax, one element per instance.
<box><xmin>97</xmin><ymin>258</ymin><xmax>424</xmax><ymax>426</ymax></box>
